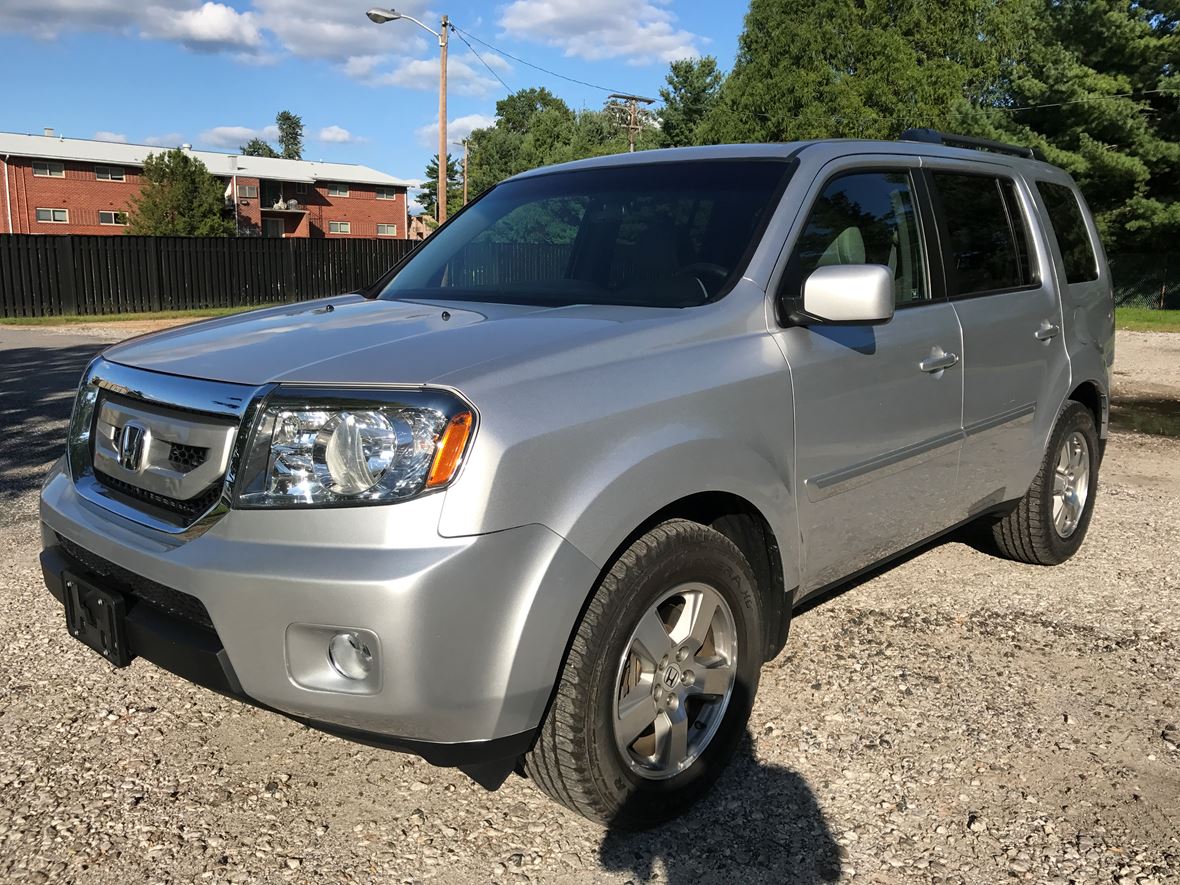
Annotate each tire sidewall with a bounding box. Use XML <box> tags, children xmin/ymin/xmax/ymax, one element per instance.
<box><xmin>585</xmin><ymin>525</ymin><xmax>762</xmax><ymax>824</ymax></box>
<box><xmin>1039</xmin><ymin>402</ymin><xmax>1100</xmax><ymax>559</ymax></box>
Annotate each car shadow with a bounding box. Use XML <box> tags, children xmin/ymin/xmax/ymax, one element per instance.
<box><xmin>598</xmin><ymin>732</ymin><xmax>841</xmax><ymax>884</ymax></box>
<box><xmin>0</xmin><ymin>342</ymin><xmax>105</xmax><ymax>500</ymax></box>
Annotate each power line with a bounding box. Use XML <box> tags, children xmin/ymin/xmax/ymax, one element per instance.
<box><xmin>452</xmin><ymin>24</ymin><xmax>628</xmax><ymax>95</ymax></box>
<box><xmin>449</xmin><ymin>25</ymin><xmax>512</xmax><ymax>94</ymax></box>
<box><xmin>994</xmin><ymin>88</ymin><xmax>1172</xmax><ymax>112</ymax></box>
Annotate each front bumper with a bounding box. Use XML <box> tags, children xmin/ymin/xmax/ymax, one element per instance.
<box><xmin>39</xmin><ymin>459</ymin><xmax>599</xmax><ymax>766</ymax></box>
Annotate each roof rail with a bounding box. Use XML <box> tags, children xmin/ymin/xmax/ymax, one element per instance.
<box><xmin>899</xmin><ymin>128</ymin><xmax>1040</xmax><ymax>161</ymax></box>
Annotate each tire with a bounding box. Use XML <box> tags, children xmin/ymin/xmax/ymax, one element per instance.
<box><xmin>522</xmin><ymin>519</ymin><xmax>763</xmax><ymax>828</ymax></box>
<box><xmin>990</xmin><ymin>400</ymin><xmax>1100</xmax><ymax>565</ymax></box>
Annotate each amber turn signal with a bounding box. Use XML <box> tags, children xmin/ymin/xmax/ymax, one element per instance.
<box><xmin>426</xmin><ymin>411</ymin><xmax>473</xmax><ymax>488</ymax></box>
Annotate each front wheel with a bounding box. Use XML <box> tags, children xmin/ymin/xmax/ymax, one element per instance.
<box><xmin>522</xmin><ymin>519</ymin><xmax>763</xmax><ymax>828</ymax></box>
<box><xmin>990</xmin><ymin>400</ymin><xmax>1100</xmax><ymax>565</ymax></box>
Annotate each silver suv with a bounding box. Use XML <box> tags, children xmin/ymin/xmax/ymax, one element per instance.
<box><xmin>41</xmin><ymin>131</ymin><xmax>1114</xmax><ymax>827</ymax></box>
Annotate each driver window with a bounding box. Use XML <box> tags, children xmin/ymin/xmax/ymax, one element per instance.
<box><xmin>788</xmin><ymin>170</ymin><xmax>928</xmax><ymax>306</ymax></box>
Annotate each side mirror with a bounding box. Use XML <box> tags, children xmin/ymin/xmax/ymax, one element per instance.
<box><xmin>797</xmin><ymin>264</ymin><xmax>894</xmax><ymax>325</ymax></box>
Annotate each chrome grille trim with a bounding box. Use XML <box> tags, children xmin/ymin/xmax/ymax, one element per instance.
<box><xmin>71</xmin><ymin>357</ymin><xmax>271</xmax><ymax>537</ymax></box>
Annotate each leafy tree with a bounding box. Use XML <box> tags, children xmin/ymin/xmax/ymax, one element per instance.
<box><xmin>419</xmin><ymin>154</ymin><xmax>464</xmax><ymax>220</ymax></box>
<box><xmin>240</xmin><ymin>137</ymin><xmax>279</xmax><ymax>158</ymax></box>
<box><xmin>658</xmin><ymin>56</ymin><xmax>724</xmax><ymax>147</ymax></box>
<box><xmin>699</xmin><ymin>0</ymin><xmax>1023</xmax><ymax>143</ymax></box>
<box><xmin>125</xmin><ymin>149</ymin><xmax>235</xmax><ymax>237</ymax></box>
<box><xmin>276</xmin><ymin>110</ymin><xmax>304</xmax><ymax>160</ymax></box>
<box><xmin>495</xmin><ymin>87</ymin><xmax>573</xmax><ymax>133</ymax></box>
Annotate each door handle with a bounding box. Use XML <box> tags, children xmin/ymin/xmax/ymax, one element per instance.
<box><xmin>919</xmin><ymin>350</ymin><xmax>959</xmax><ymax>373</ymax></box>
<box><xmin>1034</xmin><ymin>323</ymin><xmax>1061</xmax><ymax>341</ymax></box>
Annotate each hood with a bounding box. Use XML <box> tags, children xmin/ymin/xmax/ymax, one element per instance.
<box><xmin>101</xmin><ymin>296</ymin><xmax>667</xmax><ymax>387</ymax></box>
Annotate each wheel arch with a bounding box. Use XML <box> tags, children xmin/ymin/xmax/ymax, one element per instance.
<box><xmin>1068</xmin><ymin>379</ymin><xmax>1107</xmax><ymax>440</ymax></box>
<box><xmin>585</xmin><ymin>491</ymin><xmax>795</xmax><ymax>665</ymax></box>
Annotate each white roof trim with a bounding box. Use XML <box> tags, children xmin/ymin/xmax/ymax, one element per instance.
<box><xmin>0</xmin><ymin>131</ymin><xmax>414</xmax><ymax>188</ymax></box>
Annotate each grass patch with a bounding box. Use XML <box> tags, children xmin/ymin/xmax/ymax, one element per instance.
<box><xmin>1116</xmin><ymin>307</ymin><xmax>1180</xmax><ymax>332</ymax></box>
<box><xmin>0</xmin><ymin>304</ymin><xmax>276</xmax><ymax>326</ymax></box>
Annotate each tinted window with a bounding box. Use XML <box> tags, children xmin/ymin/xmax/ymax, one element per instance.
<box><xmin>380</xmin><ymin>161</ymin><xmax>792</xmax><ymax>308</ymax></box>
<box><xmin>1037</xmin><ymin>181</ymin><xmax>1098</xmax><ymax>284</ymax></box>
<box><xmin>788</xmin><ymin>170</ymin><xmax>927</xmax><ymax>306</ymax></box>
<box><xmin>934</xmin><ymin>173</ymin><xmax>1035</xmax><ymax>296</ymax></box>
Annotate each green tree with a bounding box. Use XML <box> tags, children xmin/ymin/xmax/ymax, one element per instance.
<box><xmin>658</xmin><ymin>56</ymin><xmax>723</xmax><ymax>147</ymax></box>
<box><xmin>700</xmin><ymin>0</ymin><xmax>1023</xmax><ymax>143</ymax></box>
<box><xmin>973</xmin><ymin>0</ymin><xmax>1180</xmax><ymax>252</ymax></box>
<box><xmin>240</xmin><ymin>137</ymin><xmax>279</xmax><ymax>158</ymax></box>
<box><xmin>419</xmin><ymin>154</ymin><xmax>464</xmax><ymax>220</ymax></box>
<box><xmin>125</xmin><ymin>149</ymin><xmax>235</xmax><ymax>237</ymax></box>
<box><xmin>276</xmin><ymin>110</ymin><xmax>304</xmax><ymax>160</ymax></box>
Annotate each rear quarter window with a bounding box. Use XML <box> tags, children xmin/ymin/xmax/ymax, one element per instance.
<box><xmin>932</xmin><ymin>172</ymin><xmax>1035</xmax><ymax>297</ymax></box>
<box><xmin>1036</xmin><ymin>181</ymin><xmax>1099</xmax><ymax>284</ymax></box>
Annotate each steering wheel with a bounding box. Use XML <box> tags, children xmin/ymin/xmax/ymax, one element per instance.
<box><xmin>673</xmin><ymin>262</ymin><xmax>730</xmax><ymax>298</ymax></box>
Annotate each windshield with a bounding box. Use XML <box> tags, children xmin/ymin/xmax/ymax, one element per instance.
<box><xmin>379</xmin><ymin>160</ymin><xmax>792</xmax><ymax>308</ymax></box>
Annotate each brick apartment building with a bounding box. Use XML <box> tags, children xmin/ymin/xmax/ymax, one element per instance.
<box><xmin>0</xmin><ymin>130</ymin><xmax>413</xmax><ymax>239</ymax></box>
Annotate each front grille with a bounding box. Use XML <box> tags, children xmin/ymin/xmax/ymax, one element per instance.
<box><xmin>56</xmin><ymin>533</ymin><xmax>215</xmax><ymax>631</ymax></box>
<box><xmin>94</xmin><ymin>469</ymin><xmax>224</xmax><ymax>521</ymax></box>
<box><xmin>168</xmin><ymin>443</ymin><xmax>209</xmax><ymax>472</ymax></box>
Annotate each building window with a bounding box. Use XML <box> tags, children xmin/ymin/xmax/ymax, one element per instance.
<box><xmin>237</xmin><ymin>184</ymin><xmax>259</xmax><ymax>199</ymax></box>
<box><xmin>35</xmin><ymin>208</ymin><xmax>68</xmax><ymax>223</ymax></box>
<box><xmin>328</xmin><ymin>221</ymin><xmax>351</xmax><ymax>234</ymax></box>
<box><xmin>99</xmin><ymin>210</ymin><xmax>127</xmax><ymax>226</ymax></box>
<box><xmin>295</xmin><ymin>182</ymin><xmax>308</xmax><ymax>194</ymax></box>
<box><xmin>33</xmin><ymin>161</ymin><xmax>65</xmax><ymax>178</ymax></box>
<box><xmin>327</xmin><ymin>183</ymin><xmax>349</xmax><ymax>197</ymax></box>
<box><xmin>376</xmin><ymin>223</ymin><xmax>398</xmax><ymax>236</ymax></box>
<box><xmin>95</xmin><ymin>165</ymin><xmax>125</xmax><ymax>182</ymax></box>
<box><xmin>376</xmin><ymin>186</ymin><xmax>397</xmax><ymax>200</ymax></box>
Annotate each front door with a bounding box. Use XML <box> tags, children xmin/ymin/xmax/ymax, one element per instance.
<box><xmin>923</xmin><ymin>164</ymin><xmax>1071</xmax><ymax>517</ymax></box>
<box><xmin>774</xmin><ymin>162</ymin><xmax>964</xmax><ymax>593</ymax></box>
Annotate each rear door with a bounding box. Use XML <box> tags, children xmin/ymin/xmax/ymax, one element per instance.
<box><xmin>774</xmin><ymin>158</ymin><xmax>965</xmax><ymax>592</ymax></box>
<box><xmin>923</xmin><ymin>163</ymin><xmax>1071</xmax><ymax>516</ymax></box>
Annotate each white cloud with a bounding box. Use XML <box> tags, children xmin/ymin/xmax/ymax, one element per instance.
<box><xmin>93</xmin><ymin>131</ymin><xmax>128</xmax><ymax>143</ymax></box>
<box><xmin>318</xmin><ymin>125</ymin><xmax>360</xmax><ymax>144</ymax></box>
<box><xmin>415</xmin><ymin>114</ymin><xmax>496</xmax><ymax>148</ymax></box>
<box><xmin>141</xmin><ymin>2</ymin><xmax>263</xmax><ymax>52</ymax></box>
<box><xmin>144</xmin><ymin>132</ymin><xmax>185</xmax><ymax>146</ymax></box>
<box><xmin>378</xmin><ymin>54</ymin><xmax>503</xmax><ymax>96</ymax></box>
<box><xmin>499</xmin><ymin>0</ymin><xmax>702</xmax><ymax>65</ymax></box>
<box><xmin>199</xmin><ymin>124</ymin><xmax>280</xmax><ymax>148</ymax></box>
<box><xmin>251</xmin><ymin>0</ymin><xmax>429</xmax><ymax>62</ymax></box>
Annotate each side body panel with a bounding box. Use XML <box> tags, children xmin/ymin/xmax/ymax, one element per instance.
<box><xmin>764</xmin><ymin>152</ymin><xmax>965</xmax><ymax>593</ymax></box>
<box><xmin>434</xmin><ymin>286</ymin><xmax>802</xmax><ymax>597</ymax></box>
<box><xmin>921</xmin><ymin>158</ymin><xmax>1073</xmax><ymax>518</ymax></box>
<box><xmin>1025</xmin><ymin>172</ymin><xmax>1115</xmax><ymax>431</ymax></box>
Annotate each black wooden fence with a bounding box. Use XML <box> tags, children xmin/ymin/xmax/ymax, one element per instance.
<box><xmin>0</xmin><ymin>235</ymin><xmax>417</xmax><ymax>318</ymax></box>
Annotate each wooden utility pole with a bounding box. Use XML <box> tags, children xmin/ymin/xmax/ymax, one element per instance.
<box><xmin>609</xmin><ymin>93</ymin><xmax>656</xmax><ymax>152</ymax></box>
<box><xmin>437</xmin><ymin>15</ymin><xmax>449</xmax><ymax>224</ymax></box>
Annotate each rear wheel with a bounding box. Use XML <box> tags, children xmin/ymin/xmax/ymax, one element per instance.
<box><xmin>522</xmin><ymin>519</ymin><xmax>763</xmax><ymax>828</ymax></box>
<box><xmin>990</xmin><ymin>400</ymin><xmax>1100</xmax><ymax>565</ymax></box>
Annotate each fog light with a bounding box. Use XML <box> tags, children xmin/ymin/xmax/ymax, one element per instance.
<box><xmin>328</xmin><ymin>631</ymin><xmax>373</xmax><ymax>680</ymax></box>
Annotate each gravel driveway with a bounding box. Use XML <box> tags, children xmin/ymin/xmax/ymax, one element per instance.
<box><xmin>1</xmin><ymin>327</ymin><xmax>1177</xmax><ymax>884</ymax></box>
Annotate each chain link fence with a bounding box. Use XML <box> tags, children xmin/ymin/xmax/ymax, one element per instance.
<box><xmin>1109</xmin><ymin>253</ymin><xmax>1178</xmax><ymax>309</ymax></box>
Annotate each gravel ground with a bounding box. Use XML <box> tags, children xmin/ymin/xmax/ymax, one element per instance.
<box><xmin>0</xmin><ymin>328</ymin><xmax>1177</xmax><ymax>885</ymax></box>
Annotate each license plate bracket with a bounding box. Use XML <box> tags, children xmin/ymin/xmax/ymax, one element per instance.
<box><xmin>62</xmin><ymin>572</ymin><xmax>132</xmax><ymax>667</ymax></box>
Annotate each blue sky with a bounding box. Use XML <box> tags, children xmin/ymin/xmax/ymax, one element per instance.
<box><xmin>0</xmin><ymin>1</ymin><xmax>747</xmax><ymax>196</ymax></box>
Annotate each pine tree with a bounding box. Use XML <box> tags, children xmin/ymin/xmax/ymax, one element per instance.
<box><xmin>125</xmin><ymin>150</ymin><xmax>235</xmax><ymax>237</ymax></box>
<box><xmin>276</xmin><ymin>110</ymin><xmax>304</xmax><ymax>160</ymax></box>
<box><xmin>658</xmin><ymin>56</ymin><xmax>723</xmax><ymax>147</ymax></box>
<box><xmin>418</xmin><ymin>154</ymin><xmax>464</xmax><ymax>220</ymax></box>
<box><xmin>976</xmin><ymin>0</ymin><xmax>1180</xmax><ymax>252</ymax></box>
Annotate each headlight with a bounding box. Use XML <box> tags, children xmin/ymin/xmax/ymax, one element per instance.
<box><xmin>235</xmin><ymin>387</ymin><xmax>475</xmax><ymax>508</ymax></box>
